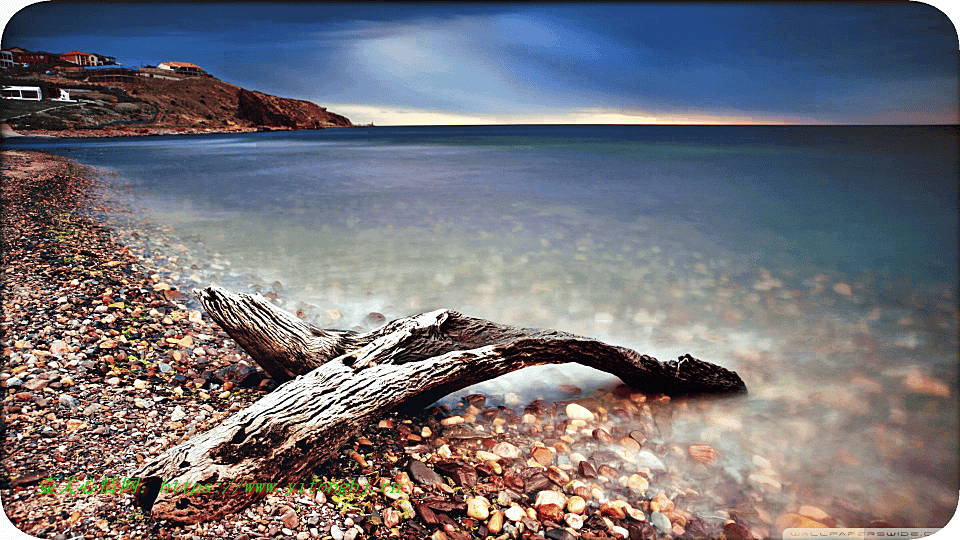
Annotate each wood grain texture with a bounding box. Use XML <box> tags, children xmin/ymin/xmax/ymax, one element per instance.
<box><xmin>134</xmin><ymin>286</ymin><xmax>746</xmax><ymax>523</ymax></box>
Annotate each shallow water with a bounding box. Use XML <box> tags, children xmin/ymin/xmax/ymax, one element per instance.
<box><xmin>8</xmin><ymin>125</ymin><xmax>958</xmax><ymax>527</ymax></box>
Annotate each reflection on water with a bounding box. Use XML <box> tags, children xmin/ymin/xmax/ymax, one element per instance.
<box><xmin>8</xmin><ymin>125</ymin><xmax>958</xmax><ymax>528</ymax></box>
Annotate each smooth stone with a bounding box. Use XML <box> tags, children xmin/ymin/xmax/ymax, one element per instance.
<box><xmin>565</xmin><ymin>513</ymin><xmax>584</xmax><ymax>529</ymax></box>
<box><xmin>487</xmin><ymin>510</ymin><xmax>504</xmax><ymax>534</ymax></box>
<box><xmin>531</xmin><ymin>446</ymin><xmax>554</xmax><ymax>465</ymax></box>
<box><xmin>627</xmin><ymin>474</ymin><xmax>648</xmax><ymax>493</ymax></box>
<box><xmin>504</xmin><ymin>505</ymin><xmax>526</xmax><ymax>521</ymax></box>
<box><xmin>434</xmin><ymin>460</ymin><xmax>478</xmax><ymax>488</ymax></box>
<box><xmin>636</xmin><ymin>451</ymin><xmax>666</xmax><ymax>471</ymax></box>
<box><xmin>408</xmin><ymin>459</ymin><xmax>444</xmax><ymax>486</ymax></box>
<box><xmin>748</xmin><ymin>473</ymin><xmax>782</xmax><ymax>491</ymax></box>
<box><xmin>565</xmin><ymin>403</ymin><xmax>593</xmax><ymax>421</ymax></box>
<box><xmin>546</xmin><ymin>528</ymin><xmax>577</xmax><ymax>540</ymax></box>
<box><xmin>534</xmin><ymin>490</ymin><xmax>568</xmax><ymax>508</ymax></box>
<box><xmin>566</xmin><ymin>496</ymin><xmax>586</xmax><ymax>514</ymax></box>
<box><xmin>537</xmin><ymin>503</ymin><xmax>565</xmax><ymax>523</ymax></box>
<box><xmin>650</xmin><ymin>511</ymin><xmax>672</xmax><ymax>532</ymax></box>
<box><xmin>492</xmin><ymin>441</ymin><xmax>521</xmax><ymax>459</ymax></box>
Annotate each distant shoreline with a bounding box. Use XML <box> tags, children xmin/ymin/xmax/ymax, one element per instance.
<box><xmin>0</xmin><ymin>122</ymin><xmax>356</xmax><ymax>139</ymax></box>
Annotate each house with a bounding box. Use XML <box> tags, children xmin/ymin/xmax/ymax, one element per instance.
<box><xmin>157</xmin><ymin>61</ymin><xmax>204</xmax><ymax>76</ymax></box>
<box><xmin>10</xmin><ymin>49</ymin><xmax>59</xmax><ymax>66</ymax></box>
<box><xmin>0</xmin><ymin>50</ymin><xmax>13</xmax><ymax>69</ymax></box>
<box><xmin>60</xmin><ymin>50</ymin><xmax>101</xmax><ymax>66</ymax></box>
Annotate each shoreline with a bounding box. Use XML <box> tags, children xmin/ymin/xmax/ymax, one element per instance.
<box><xmin>1</xmin><ymin>124</ymin><xmax>359</xmax><ymax>139</ymax></box>
<box><xmin>1</xmin><ymin>150</ymin><xmax>956</xmax><ymax>539</ymax></box>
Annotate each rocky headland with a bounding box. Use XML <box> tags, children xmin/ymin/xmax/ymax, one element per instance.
<box><xmin>0</xmin><ymin>74</ymin><xmax>352</xmax><ymax>138</ymax></box>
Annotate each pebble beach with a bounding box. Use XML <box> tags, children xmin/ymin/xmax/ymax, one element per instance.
<box><xmin>2</xmin><ymin>149</ymin><xmax>958</xmax><ymax>540</ymax></box>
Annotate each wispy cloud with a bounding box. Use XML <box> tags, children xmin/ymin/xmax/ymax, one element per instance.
<box><xmin>3</xmin><ymin>2</ymin><xmax>956</xmax><ymax>124</ymax></box>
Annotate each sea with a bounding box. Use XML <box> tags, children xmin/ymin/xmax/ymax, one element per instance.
<box><xmin>6</xmin><ymin>125</ymin><xmax>958</xmax><ymax>526</ymax></box>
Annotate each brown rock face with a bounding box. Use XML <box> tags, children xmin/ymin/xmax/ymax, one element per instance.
<box><xmin>236</xmin><ymin>88</ymin><xmax>352</xmax><ymax>129</ymax></box>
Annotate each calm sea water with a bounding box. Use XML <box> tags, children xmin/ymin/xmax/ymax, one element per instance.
<box><xmin>7</xmin><ymin>125</ymin><xmax>959</xmax><ymax>526</ymax></box>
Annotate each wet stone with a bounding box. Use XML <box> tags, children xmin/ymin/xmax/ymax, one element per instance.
<box><xmin>578</xmin><ymin>460</ymin><xmax>598</xmax><ymax>478</ymax></box>
<box><xmin>545</xmin><ymin>527</ymin><xmax>577</xmax><ymax>540</ymax></box>
<box><xmin>492</xmin><ymin>441</ymin><xmax>522</xmax><ymax>460</ymax></box>
<box><xmin>592</xmin><ymin>428</ymin><xmax>614</xmax><ymax>443</ymax></box>
<box><xmin>408</xmin><ymin>459</ymin><xmax>444</xmax><ymax>486</ymax></box>
<box><xmin>636</xmin><ymin>451</ymin><xmax>665</xmax><ymax>471</ymax></box>
<box><xmin>434</xmin><ymin>460</ymin><xmax>478</xmax><ymax>488</ymax></box>
<box><xmin>650</xmin><ymin>512</ymin><xmax>671</xmax><ymax>532</ymax></box>
<box><xmin>565</xmin><ymin>403</ymin><xmax>593</xmax><ymax>421</ymax></box>
<box><xmin>537</xmin><ymin>503</ymin><xmax>565</xmax><ymax>523</ymax></box>
<box><xmin>523</xmin><ymin>472</ymin><xmax>552</xmax><ymax>493</ymax></box>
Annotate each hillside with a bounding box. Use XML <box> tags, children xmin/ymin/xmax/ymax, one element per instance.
<box><xmin>0</xmin><ymin>74</ymin><xmax>352</xmax><ymax>136</ymax></box>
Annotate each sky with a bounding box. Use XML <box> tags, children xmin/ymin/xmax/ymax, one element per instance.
<box><xmin>1</xmin><ymin>1</ymin><xmax>958</xmax><ymax>125</ymax></box>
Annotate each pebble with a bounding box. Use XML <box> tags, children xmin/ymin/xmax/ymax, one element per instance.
<box><xmin>382</xmin><ymin>507</ymin><xmax>401</xmax><ymax>528</ymax></box>
<box><xmin>565</xmin><ymin>513</ymin><xmax>584</xmax><ymax>529</ymax></box>
<box><xmin>626</xmin><ymin>473</ymin><xmax>648</xmax><ymax>493</ymax></box>
<box><xmin>688</xmin><ymin>444</ymin><xmax>717</xmax><ymax>465</ymax></box>
<box><xmin>58</xmin><ymin>394</ymin><xmax>79</xmax><ymax>410</ymax></box>
<box><xmin>487</xmin><ymin>510</ymin><xmax>504</xmax><ymax>534</ymax></box>
<box><xmin>408</xmin><ymin>459</ymin><xmax>444</xmax><ymax>486</ymax></box>
<box><xmin>546</xmin><ymin>528</ymin><xmax>577</xmax><ymax>540</ymax></box>
<box><xmin>636</xmin><ymin>451</ymin><xmax>665</xmax><ymax>471</ymax></box>
<box><xmin>531</xmin><ymin>446</ymin><xmax>554</xmax><ymax>465</ymax></box>
<box><xmin>466</xmin><ymin>497</ymin><xmax>490</xmax><ymax>520</ymax></box>
<box><xmin>440</xmin><ymin>415</ymin><xmax>464</xmax><ymax>426</ymax></box>
<box><xmin>565</xmin><ymin>403</ymin><xmax>594</xmax><ymax>421</ymax></box>
<box><xmin>749</xmin><ymin>473</ymin><xmax>782</xmax><ymax>491</ymax></box>
<box><xmin>170</xmin><ymin>405</ymin><xmax>186</xmax><ymax>421</ymax></box>
<box><xmin>492</xmin><ymin>441</ymin><xmax>521</xmax><ymax>459</ymax></box>
<box><xmin>504</xmin><ymin>505</ymin><xmax>527</xmax><ymax>521</ymax></box>
<box><xmin>650</xmin><ymin>511</ymin><xmax>672</xmax><ymax>532</ymax></box>
<box><xmin>566</xmin><ymin>495</ymin><xmax>586</xmax><ymax>514</ymax></box>
<box><xmin>534</xmin><ymin>490</ymin><xmax>567</xmax><ymax>509</ymax></box>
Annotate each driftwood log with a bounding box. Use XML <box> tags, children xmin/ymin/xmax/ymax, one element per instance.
<box><xmin>134</xmin><ymin>286</ymin><xmax>746</xmax><ymax>523</ymax></box>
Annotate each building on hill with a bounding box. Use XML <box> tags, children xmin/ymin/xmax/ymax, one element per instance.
<box><xmin>0</xmin><ymin>50</ymin><xmax>13</xmax><ymax>69</ymax></box>
<box><xmin>60</xmin><ymin>50</ymin><xmax>101</xmax><ymax>66</ymax></box>
<box><xmin>11</xmin><ymin>49</ymin><xmax>59</xmax><ymax>66</ymax></box>
<box><xmin>77</xmin><ymin>65</ymin><xmax>140</xmax><ymax>86</ymax></box>
<box><xmin>157</xmin><ymin>62</ymin><xmax>205</xmax><ymax>76</ymax></box>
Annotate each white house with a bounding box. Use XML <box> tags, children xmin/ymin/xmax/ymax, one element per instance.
<box><xmin>0</xmin><ymin>50</ymin><xmax>13</xmax><ymax>69</ymax></box>
<box><xmin>157</xmin><ymin>61</ymin><xmax>204</xmax><ymax>76</ymax></box>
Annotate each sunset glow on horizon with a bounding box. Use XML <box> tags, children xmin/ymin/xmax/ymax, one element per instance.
<box><xmin>3</xmin><ymin>2</ymin><xmax>958</xmax><ymax>126</ymax></box>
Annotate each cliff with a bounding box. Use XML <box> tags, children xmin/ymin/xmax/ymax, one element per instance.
<box><xmin>236</xmin><ymin>88</ymin><xmax>351</xmax><ymax>129</ymax></box>
<box><xmin>0</xmin><ymin>73</ymin><xmax>353</xmax><ymax>136</ymax></box>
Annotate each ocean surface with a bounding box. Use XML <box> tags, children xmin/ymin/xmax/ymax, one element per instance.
<box><xmin>7</xmin><ymin>125</ymin><xmax>959</xmax><ymax>526</ymax></box>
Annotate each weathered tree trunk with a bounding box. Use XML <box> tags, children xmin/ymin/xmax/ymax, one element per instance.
<box><xmin>134</xmin><ymin>286</ymin><xmax>746</xmax><ymax>524</ymax></box>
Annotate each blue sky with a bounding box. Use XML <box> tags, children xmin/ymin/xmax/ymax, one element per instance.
<box><xmin>2</xmin><ymin>1</ymin><xmax>957</xmax><ymax>125</ymax></box>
